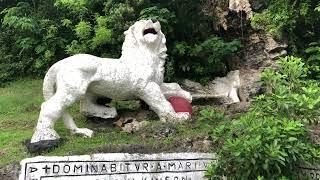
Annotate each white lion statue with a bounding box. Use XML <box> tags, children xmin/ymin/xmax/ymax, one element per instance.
<box><xmin>31</xmin><ymin>19</ymin><xmax>192</xmax><ymax>144</ymax></box>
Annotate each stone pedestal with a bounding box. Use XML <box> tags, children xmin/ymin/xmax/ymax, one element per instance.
<box><xmin>19</xmin><ymin>153</ymin><xmax>216</xmax><ymax>180</ymax></box>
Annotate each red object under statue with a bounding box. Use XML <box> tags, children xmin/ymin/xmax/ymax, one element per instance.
<box><xmin>168</xmin><ymin>96</ymin><xmax>192</xmax><ymax>116</ymax></box>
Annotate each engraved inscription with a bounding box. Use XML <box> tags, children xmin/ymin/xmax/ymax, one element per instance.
<box><xmin>19</xmin><ymin>153</ymin><xmax>216</xmax><ymax>180</ymax></box>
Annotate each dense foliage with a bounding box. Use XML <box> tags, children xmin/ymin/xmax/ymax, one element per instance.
<box><xmin>1</xmin><ymin>0</ymin><xmax>320</xmax><ymax>178</ymax></box>
<box><xmin>305</xmin><ymin>42</ymin><xmax>320</xmax><ymax>79</ymax></box>
<box><xmin>204</xmin><ymin>56</ymin><xmax>320</xmax><ymax>179</ymax></box>
<box><xmin>257</xmin><ymin>56</ymin><xmax>320</xmax><ymax>124</ymax></box>
<box><xmin>0</xmin><ymin>0</ymin><xmax>242</xmax><ymax>84</ymax></box>
<box><xmin>251</xmin><ymin>0</ymin><xmax>320</xmax><ymax>54</ymax></box>
<box><xmin>207</xmin><ymin>113</ymin><xmax>319</xmax><ymax>179</ymax></box>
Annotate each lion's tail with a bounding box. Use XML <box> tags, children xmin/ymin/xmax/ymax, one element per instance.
<box><xmin>43</xmin><ymin>63</ymin><xmax>59</xmax><ymax>101</ymax></box>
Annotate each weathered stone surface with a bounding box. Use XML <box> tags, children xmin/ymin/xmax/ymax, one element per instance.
<box><xmin>19</xmin><ymin>153</ymin><xmax>216</xmax><ymax>180</ymax></box>
<box><xmin>229</xmin><ymin>32</ymin><xmax>288</xmax><ymax>102</ymax></box>
<box><xmin>238</xmin><ymin>69</ymin><xmax>262</xmax><ymax>102</ymax></box>
<box><xmin>114</xmin><ymin>117</ymin><xmax>150</xmax><ymax>133</ymax></box>
<box><xmin>239</xmin><ymin>32</ymin><xmax>287</xmax><ymax>70</ymax></box>
<box><xmin>18</xmin><ymin>153</ymin><xmax>320</xmax><ymax>180</ymax></box>
<box><xmin>229</xmin><ymin>0</ymin><xmax>253</xmax><ymax>19</ymax></box>
<box><xmin>180</xmin><ymin>80</ymin><xmax>206</xmax><ymax>94</ymax></box>
<box><xmin>249</xmin><ymin>0</ymin><xmax>268</xmax><ymax>11</ymax></box>
<box><xmin>0</xmin><ymin>164</ymin><xmax>19</xmax><ymax>180</ymax></box>
<box><xmin>206</xmin><ymin>0</ymin><xmax>288</xmax><ymax>103</ymax></box>
<box><xmin>310</xmin><ymin>126</ymin><xmax>320</xmax><ymax>145</ymax></box>
<box><xmin>215</xmin><ymin>6</ymin><xmax>229</xmax><ymax>30</ymax></box>
<box><xmin>265</xmin><ymin>35</ymin><xmax>288</xmax><ymax>53</ymax></box>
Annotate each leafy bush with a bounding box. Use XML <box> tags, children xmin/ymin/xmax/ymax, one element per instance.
<box><xmin>139</xmin><ymin>6</ymin><xmax>176</xmax><ymax>34</ymax></box>
<box><xmin>257</xmin><ymin>56</ymin><xmax>320</xmax><ymax>124</ymax></box>
<box><xmin>316</xmin><ymin>3</ymin><xmax>320</xmax><ymax>12</ymax></box>
<box><xmin>198</xmin><ymin>108</ymin><xmax>226</xmax><ymax>123</ymax></box>
<box><xmin>305</xmin><ymin>42</ymin><xmax>320</xmax><ymax>79</ymax></box>
<box><xmin>0</xmin><ymin>0</ymin><xmax>67</xmax><ymax>80</ymax></box>
<box><xmin>251</xmin><ymin>0</ymin><xmax>320</xmax><ymax>38</ymax></box>
<box><xmin>251</xmin><ymin>0</ymin><xmax>296</xmax><ymax>38</ymax></box>
<box><xmin>117</xmin><ymin>0</ymin><xmax>242</xmax><ymax>81</ymax></box>
<box><xmin>206</xmin><ymin>112</ymin><xmax>319</xmax><ymax>179</ymax></box>
<box><xmin>251</xmin><ymin>0</ymin><xmax>320</xmax><ymax>57</ymax></box>
<box><xmin>0</xmin><ymin>0</ymin><xmax>241</xmax><ymax>84</ymax></box>
<box><xmin>173</xmin><ymin>36</ymin><xmax>242</xmax><ymax>83</ymax></box>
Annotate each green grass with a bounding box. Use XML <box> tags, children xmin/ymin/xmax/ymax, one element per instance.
<box><xmin>0</xmin><ymin>79</ymin><xmax>219</xmax><ymax>165</ymax></box>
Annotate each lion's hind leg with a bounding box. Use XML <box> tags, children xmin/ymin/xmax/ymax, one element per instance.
<box><xmin>62</xmin><ymin>113</ymin><xmax>93</xmax><ymax>137</ymax></box>
<box><xmin>31</xmin><ymin>71</ymin><xmax>92</xmax><ymax>143</ymax></box>
<box><xmin>31</xmin><ymin>89</ymin><xmax>82</xmax><ymax>143</ymax></box>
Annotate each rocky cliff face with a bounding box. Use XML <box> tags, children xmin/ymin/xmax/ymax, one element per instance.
<box><xmin>204</xmin><ymin>0</ymin><xmax>288</xmax><ymax>102</ymax></box>
<box><xmin>232</xmin><ymin>31</ymin><xmax>287</xmax><ymax>102</ymax></box>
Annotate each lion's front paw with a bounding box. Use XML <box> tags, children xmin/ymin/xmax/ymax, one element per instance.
<box><xmin>183</xmin><ymin>91</ymin><xmax>193</xmax><ymax>103</ymax></box>
<box><xmin>176</xmin><ymin>112</ymin><xmax>191</xmax><ymax>121</ymax></box>
<box><xmin>160</xmin><ymin>112</ymin><xmax>191</xmax><ymax>123</ymax></box>
<box><xmin>72</xmin><ymin>128</ymin><xmax>94</xmax><ymax>138</ymax></box>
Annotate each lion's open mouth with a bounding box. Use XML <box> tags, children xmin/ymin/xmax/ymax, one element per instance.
<box><xmin>143</xmin><ymin>28</ymin><xmax>157</xmax><ymax>35</ymax></box>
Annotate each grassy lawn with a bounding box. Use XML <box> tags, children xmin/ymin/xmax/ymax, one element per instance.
<box><xmin>0</xmin><ymin>79</ymin><xmax>217</xmax><ymax>165</ymax></box>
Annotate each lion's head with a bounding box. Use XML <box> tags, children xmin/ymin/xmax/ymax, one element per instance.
<box><xmin>122</xmin><ymin>19</ymin><xmax>167</xmax><ymax>60</ymax></box>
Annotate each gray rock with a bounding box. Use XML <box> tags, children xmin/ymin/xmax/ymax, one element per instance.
<box><xmin>180</xmin><ymin>79</ymin><xmax>207</xmax><ymax>94</ymax></box>
<box><xmin>238</xmin><ymin>69</ymin><xmax>263</xmax><ymax>102</ymax></box>
<box><xmin>0</xmin><ymin>164</ymin><xmax>20</xmax><ymax>180</ymax></box>
<box><xmin>114</xmin><ymin>117</ymin><xmax>150</xmax><ymax>133</ymax></box>
<box><xmin>249</xmin><ymin>0</ymin><xmax>268</xmax><ymax>11</ymax></box>
<box><xmin>229</xmin><ymin>0</ymin><xmax>253</xmax><ymax>19</ymax></box>
<box><xmin>154</xmin><ymin>125</ymin><xmax>177</xmax><ymax>139</ymax></box>
<box><xmin>228</xmin><ymin>32</ymin><xmax>288</xmax><ymax>102</ymax></box>
<box><xmin>267</xmin><ymin>49</ymin><xmax>287</xmax><ymax>60</ymax></box>
<box><xmin>192</xmin><ymin>139</ymin><xmax>213</xmax><ymax>152</ymax></box>
<box><xmin>0</xmin><ymin>164</ymin><xmax>19</xmax><ymax>180</ymax></box>
<box><xmin>265</xmin><ymin>34</ymin><xmax>288</xmax><ymax>53</ymax></box>
<box><xmin>189</xmin><ymin>3</ymin><xmax>288</xmax><ymax>104</ymax></box>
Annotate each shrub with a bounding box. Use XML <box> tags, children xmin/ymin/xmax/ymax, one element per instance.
<box><xmin>251</xmin><ymin>0</ymin><xmax>320</xmax><ymax>56</ymax></box>
<box><xmin>305</xmin><ymin>42</ymin><xmax>320</xmax><ymax>79</ymax></box>
<box><xmin>251</xmin><ymin>0</ymin><xmax>297</xmax><ymax>38</ymax></box>
<box><xmin>206</xmin><ymin>112</ymin><xmax>319</xmax><ymax>179</ymax></box>
<box><xmin>316</xmin><ymin>3</ymin><xmax>320</xmax><ymax>12</ymax></box>
<box><xmin>257</xmin><ymin>56</ymin><xmax>320</xmax><ymax>124</ymax></box>
<box><xmin>0</xmin><ymin>0</ymin><xmax>241</xmax><ymax>84</ymax></box>
<box><xmin>139</xmin><ymin>6</ymin><xmax>176</xmax><ymax>34</ymax></box>
<box><xmin>198</xmin><ymin>108</ymin><xmax>226</xmax><ymax>122</ymax></box>
<box><xmin>0</xmin><ymin>0</ymin><xmax>67</xmax><ymax>81</ymax></box>
<box><xmin>251</xmin><ymin>0</ymin><xmax>320</xmax><ymax>38</ymax></box>
<box><xmin>173</xmin><ymin>36</ymin><xmax>242</xmax><ymax>83</ymax></box>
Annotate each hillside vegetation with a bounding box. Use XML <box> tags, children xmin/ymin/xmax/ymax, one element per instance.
<box><xmin>0</xmin><ymin>0</ymin><xmax>320</xmax><ymax>179</ymax></box>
